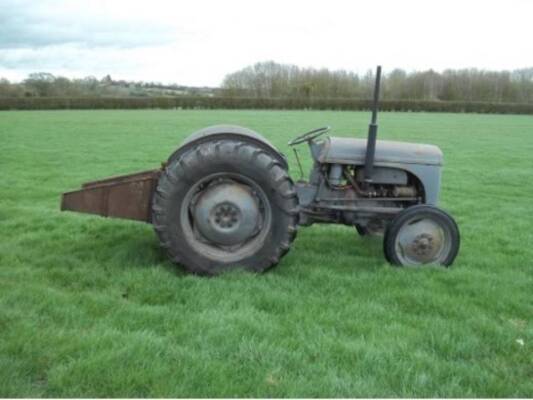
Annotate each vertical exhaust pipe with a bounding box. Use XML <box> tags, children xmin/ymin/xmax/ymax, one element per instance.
<box><xmin>364</xmin><ymin>65</ymin><xmax>382</xmax><ymax>184</ymax></box>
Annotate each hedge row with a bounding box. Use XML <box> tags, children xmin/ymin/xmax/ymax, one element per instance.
<box><xmin>1</xmin><ymin>96</ymin><xmax>533</xmax><ymax>114</ymax></box>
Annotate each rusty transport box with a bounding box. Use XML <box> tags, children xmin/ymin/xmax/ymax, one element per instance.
<box><xmin>61</xmin><ymin>169</ymin><xmax>161</xmax><ymax>222</ymax></box>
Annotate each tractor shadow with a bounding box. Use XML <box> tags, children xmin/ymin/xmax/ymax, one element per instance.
<box><xmin>287</xmin><ymin>224</ymin><xmax>385</xmax><ymax>272</ymax></box>
<box><xmin>57</xmin><ymin>215</ymin><xmax>184</xmax><ymax>275</ymax></box>
<box><xmin>57</xmin><ymin>214</ymin><xmax>384</xmax><ymax>277</ymax></box>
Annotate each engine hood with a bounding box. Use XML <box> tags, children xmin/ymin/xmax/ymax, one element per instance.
<box><xmin>317</xmin><ymin>136</ymin><xmax>443</xmax><ymax>166</ymax></box>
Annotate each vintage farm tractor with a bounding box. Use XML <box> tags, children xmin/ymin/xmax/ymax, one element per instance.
<box><xmin>62</xmin><ymin>66</ymin><xmax>460</xmax><ymax>275</ymax></box>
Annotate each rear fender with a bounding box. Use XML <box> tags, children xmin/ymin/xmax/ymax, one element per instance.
<box><xmin>167</xmin><ymin>125</ymin><xmax>288</xmax><ymax>169</ymax></box>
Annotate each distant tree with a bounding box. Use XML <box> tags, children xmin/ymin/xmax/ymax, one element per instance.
<box><xmin>385</xmin><ymin>69</ymin><xmax>407</xmax><ymax>99</ymax></box>
<box><xmin>101</xmin><ymin>74</ymin><xmax>113</xmax><ymax>85</ymax></box>
<box><xmin>0</xmin><ymin>78</ymin><xmax>23</xmax><ymax>97</ymax></box>
<box><xmin>53</xmin><ymin>76</ymin><xmax>72</xmax><ymax>96</ymax></box>
<box><xmin>24</xmin><ymin>72</ymin><xmax>56</xmax><ymax>96</ymax></box>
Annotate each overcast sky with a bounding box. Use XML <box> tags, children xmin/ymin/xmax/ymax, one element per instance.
<box><xmin>0</xmin><ymin>0</ymin><xmax>532</xmax><ymax>86</ymax></box>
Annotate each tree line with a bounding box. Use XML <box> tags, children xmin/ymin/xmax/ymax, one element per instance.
<box><xmin>2</xmin><ymin>63</ymin><xmax>533</xmax><ymax>114</ymax></box>
<box><xmin>0</xmin><ymin>72</ymin><xmax>217</xmax><ymax>98</ymax></box>
<box><xmin>221</xmin><ymin>61</ymin><xmax>533</xmax><ymax>103</ymax></box>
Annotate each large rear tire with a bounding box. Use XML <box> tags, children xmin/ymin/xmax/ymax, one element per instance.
<box><xmin>383</xmin><ymin>205</ymin><xmax>460</xmax><ymax>267</ymax></box>
<box><xmin>152</xmin><ymin>139</ymin><xmax>298</xmax><ymax>275</ymax></box>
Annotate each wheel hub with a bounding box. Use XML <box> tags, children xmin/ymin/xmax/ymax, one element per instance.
<box><xmin>213</xmin><ymin>203</ymin><xmax>240</xmax><ymax>229</ymax></box>
<box><xmin>410</xmin><ymin>233</ymin><xmax>434</xmax><ymax>257</ymax></box>
<box><xmin>193</xmin><ymin>182</ymin><xmax>261</xmax><ymax>246</ymax></box>
<box><xmin>396</xmin><ymin>217</ymin><xmax>447</xmax><ymax>264</ymax></box>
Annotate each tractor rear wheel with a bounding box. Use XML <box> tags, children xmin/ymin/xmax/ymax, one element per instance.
<box><xmin>152</xmin><ymin>139</ymin><xmax>298</xmax><ymax>275</ymax></box>
<box><xmin>383</xmin><ymin>205</ymin><xmax>460</xmax><ymax>267</ymax></box>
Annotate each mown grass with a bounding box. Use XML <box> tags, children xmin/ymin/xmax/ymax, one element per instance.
<box><xmin>0</xmin><ymin>110</ymin><xmax>532</xmax><ymax>397</ymax></box>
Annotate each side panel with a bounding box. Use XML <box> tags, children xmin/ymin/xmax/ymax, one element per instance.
<box><xmin>355</xmin><ymin>167</ymin><xmax>408</xmax><ymax>185</ymax></box>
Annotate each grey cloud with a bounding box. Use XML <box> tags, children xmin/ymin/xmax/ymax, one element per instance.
<box><xmin>0</xmin><ymin>0</ymin><xmax>177</xmax><ymax>49</ymax></box>
<box><xmin>0</xmin><ymin>44</ymin><xmax>145</xmax><ymax>80</ymax></box>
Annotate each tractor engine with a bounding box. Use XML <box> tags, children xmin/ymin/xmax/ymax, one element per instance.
<box><xmin>326</xmin><ymin>163</ymin><xmax>418</xmax><ymax>198</ymax></box>
<box><xmin>296</xmin><ymin>162</ymin><xmax>422</xmax><ymax>230</ymax></box>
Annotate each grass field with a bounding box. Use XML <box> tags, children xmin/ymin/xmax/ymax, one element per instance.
<box><xmin>1</xmin><ymin>109</ymin><xmax>532</xmax><ymax>397</ymax></box>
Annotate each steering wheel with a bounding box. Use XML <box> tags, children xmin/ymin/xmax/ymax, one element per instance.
<box><xmin>288</xmin><ymin>126</ymin><xmax>331</xmax><ymax>146</ymax></box>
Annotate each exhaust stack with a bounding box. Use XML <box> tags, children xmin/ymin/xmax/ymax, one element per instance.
<box><xmin>363</xmin><ymin>65</ymin><xmax>382</xmax><ymax>183</ymax></box>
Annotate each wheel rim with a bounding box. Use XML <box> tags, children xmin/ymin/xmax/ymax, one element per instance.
<box><xmin>394</xmin><ymin>215</ymin><xmax>453</xmax><ymax>265</ymax></box>
<box><xmin>180</xmin><ymin>173</ymin><xmax>272</xmax><ymax>263</ymax></box>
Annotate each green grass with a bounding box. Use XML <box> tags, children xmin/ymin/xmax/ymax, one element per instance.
<box><xmin>1</xmin><ymin>109</ymin><xmax>532</xmax><ymax>397</ymax></box>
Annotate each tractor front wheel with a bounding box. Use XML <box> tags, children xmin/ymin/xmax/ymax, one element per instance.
<box><xmin>383</xmin><ymin>205</ymin><xmax>460</xmax><ymax>267</ymax></box>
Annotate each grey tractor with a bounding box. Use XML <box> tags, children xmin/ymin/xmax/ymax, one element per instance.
<box><xmin>62</xmin><ymin>66</ymin><xmax>460</xmax><ymax>275</ymax></box>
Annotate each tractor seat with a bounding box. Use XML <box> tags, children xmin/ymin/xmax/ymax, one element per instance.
<box><xmin>316</xmin><ymin>136</ymin><xmax>443</xmax><ymax>166</ymax></box>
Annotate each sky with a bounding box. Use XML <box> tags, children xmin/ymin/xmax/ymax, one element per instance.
<box><xmin>0</xmin><ymin>0</ymin><xmax>532</xmax><ymax>86</ymax></box>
